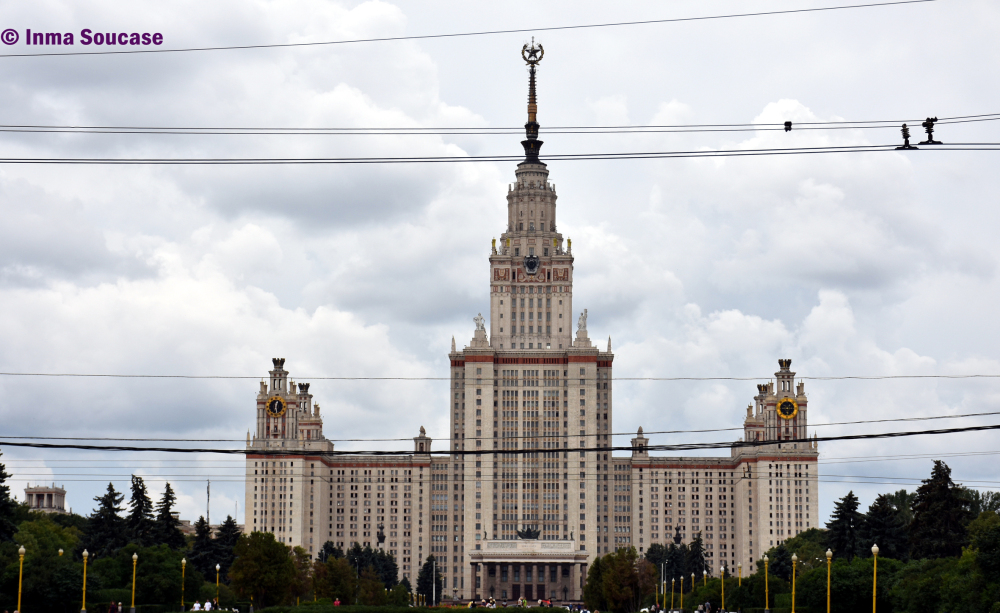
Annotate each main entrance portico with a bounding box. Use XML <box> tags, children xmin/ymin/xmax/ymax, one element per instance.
<box><xmin>470</xmin><ymin>539</ymin><xmax>588</xmax><ymax>603</ymax></box>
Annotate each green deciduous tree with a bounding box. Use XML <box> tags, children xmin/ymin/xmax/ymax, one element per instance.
<box><xmin>359</xmin><ymin>564</ymin><xmax>389</xmax><ymax>605</ymax></box>
<box><xmin>153</xmin><ymin>482</ymin><xmax>185</xmax><ymax>549</ymax></box>
<box><xmin>968</xmin><ymin>511</ymin><xmax>1000</xmax><ymax>579</ymax></box>
<box><xmin>126</xmin><ymin>475</ymin><xmax>156</xmax><ymax>547</ymax></box>
<box><xmin>910</xmin><ymin>460</ymin><xmax>974</xmax><ymax>559</ymax></box>
<box><xmin>314</xmin><ymin>555</ymin><xmax>358</xmax><ymax>602</ymax></box>
<box><xmin>228</xmin><ymin>531</ymin><xmax>296</xmax><ymax>606</ymax></box>
<box><xmin>600</xmin><ymin>547</ymin><xmax>656</xmax><ymax>613</ymax></box>
<box><xmin>81</xmin><ymin>482</ymin><xmax>126</xmax><ymax>559</ymax></box>
<box><xmin>826</xmin><ymin>490</ymin><xmax>863</xmax><ymax>561</ymax></box>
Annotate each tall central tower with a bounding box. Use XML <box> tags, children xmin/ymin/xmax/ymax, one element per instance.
<box><xmin>489</xmin><ymin>42</ymin><xmax>574</xmax><ymax>351</ymax></box>
<box><xmin>450</xmin><ymin>42</ymin><xmax>614</xmax><ymax>602</ymax></box>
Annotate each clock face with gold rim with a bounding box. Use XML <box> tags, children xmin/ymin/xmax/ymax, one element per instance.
<box><xmin>777</xmin><ymin>397</ymin><xmax>798</xmax><ymax>420</ymax></box>
<box><xmin>266</xmin><ymin>396</ymin><xmax>287</xmax><ymax>417</ymax></box>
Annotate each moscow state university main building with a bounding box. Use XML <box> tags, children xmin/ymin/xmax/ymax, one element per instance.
<box><xmin>244</xmin><ymin>46</ymin><xmax>820</xmax><ymax>603</ymax></box>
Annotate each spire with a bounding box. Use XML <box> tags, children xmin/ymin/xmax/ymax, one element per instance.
<box><xmin>520</xmin><ymin>39</ymin><xmax>545</xmax><ymax>165</ymax></box>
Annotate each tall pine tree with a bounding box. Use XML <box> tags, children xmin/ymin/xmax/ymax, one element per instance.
<box><xmin>416</xmin><ymin>555</ymin><xmax>444</xmax><ymax>604</ymax></box>
<box><xmin>82</xmin><ymin>482</ymin><xmax>126</xmax><ymax>558</ymax></box>
<box><xmin>686</xmin><ymin>533</ymin><xmax>707</xmax><ymax>578</ymax></box>
<box><xmin>153</xmin><ymin>482</ymin><xmax>186</xmax><ymax>549</ymax></box>
<box><xmin>863</xmin><ymin>494</ymin><xmax>908</xmax><ymax>560</ymax></box>
<box><xmin>125</xmin><ymin>475</ymin><xmax>156</xmax><ymax>546</ymax></box>
<box><xmin>0</xmin><ymin>451</ymin><xmax>18</xmax><ymax>542</ymax></box>
<box><xmin>909</xmin><ymin>460</ymin><xmax>974</xmax><ymax>559</ymax></box>
<box><xmin>666</xmin><ymin>543</ymin><xmax>688</xmax><ymax>587</ymax></box>
<box><xmin>825</xmin><ymin>490</ymin><xmax>863</xmax><ymax>560</ymax></box>
<box><xmin>190</xmin><ymin>515</ymin><xmax>217</xmax><ymax>578</ymax></box>
<box><xmin>215</xmin><ymin>515</ymin><xmax>242</xmax><ymax>583</ymax></box>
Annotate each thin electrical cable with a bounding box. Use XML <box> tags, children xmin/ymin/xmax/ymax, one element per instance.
<box><xmin>4</xmin><ymin>112</ymin><xmax>997</xmax><ymax>133</ymax></box>
<box><xmin>3</xmin><ymin>421</ymin><xmax>1000</xmax><ymax>455</ymax></box>
<box><xmin>11</xmin><ymin>448</ymin><xmax>1000</xmax><ymax>465</ymax></box>
<box><xmin>5</xmin><ymin>116</ymin><xmax>999</xmax><ymax>137</ymax></box>
<box><xmin>7</xmin><ymin>371</ymin><xmax>1000</xmax><ymax>382</ymax></box>
<box><xmin>5</xmin><ymin>408</ymin><xmax>1000</xmax><ymax>443</ymax></box>
<box><xmin>2</xmin><ymin>144</ymin><xmax>1000</xmax><ymax>165</ymax></box>
<box><xmin>4</xmin><ymin>409</ymin><xmax>1000</xmax><ymax>443</ymax></box>
<box><xmin>0</xmin><ymin>1</ymin><xmax>936</xmax><ymax>59</ymax></box>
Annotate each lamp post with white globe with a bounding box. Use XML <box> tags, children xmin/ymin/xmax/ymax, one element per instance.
<box><xmin>720</xmin><ymin>565</ymin><xmax>726</xmax><ymax>612</ymax></box>
<box><xmin>81</xmin><ymin>549</ymin><xmax>89</xmax><ymax>613</ymax></box>
<box><xmin>130</xmin><ymin>553</ymin><xmax>138</xmax><ymax>613</ymax></box>
<box><xmin>763</xmin><ymin>554</ymin><xmax>770</xmax><ymax>613</ymax></box>
<box><xmin>216</xmin><ymin>563</ymin><xmax>221</xmax><ymax>607</ymax></box>
<box><xmin>872</xmin><ymin>544</ymin><xmax>880</xmax><ymax>613</ymax></box>
<box><xmin>826</xmin><ymin>549</ymin><xmax>833</xmax><ymax>613</ymax></box>
<box><xmin>17</xmin><ymin>545</ymin><xmax>25</xmax><ymax>613</ymax></box>
<box><xmin>791</xmin><ymin>554</ymin><xmax>798</xmax><ymax>613</ymax></box>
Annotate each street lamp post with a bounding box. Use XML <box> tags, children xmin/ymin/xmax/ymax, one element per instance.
<box><xmin>721</xmin><ymin>565</ymin><xmax>726</xmax><ymax>612</ymax></box>
<box><xmin>672</xmin><ymin>578</ymin><xmax>676</xmax><ymax>611</ymax></box>
<box><xmin>791</xmin><ymin>554</ymin><xmax>798</xmax><ymax>613</ymax></box>
<box><xmin>216</xmin><ymin>563</ymin><xmax>221</xmax><ymax>608</ymax></box>
<box><xmin>81</xmin><ymin>549</ymin><xmax>89</xmax><ymax>613</ymax></box>
<box><xmin>826</xmin><ymin>549</ymin><xmax>833</xmax><ymax>613</ymax></box>
<box><xmin>738</xmin><ymin>563</ymin><xmax>742</xmax><ymax>587</ymax></box>
<box><xmin>872</xmin><ymin>544</ymin><xmax>879</xmax><ymax>613</ymax></box>
<box><xmin>131</xmin><ymin>553</ymin><xmax>138</xmax><ymax>613</ymax></box>
<box><xmin>763</xmin><ymin>555</ymin><xmax>769</xmax><ymax>613</ymax></box>
<box><xmin>703</xmin><ymin>569</ymin><xmax>707</xmax><ymax>587</ymax></box>
<box><xmin>680</xmin><ymin>576</ymin><xmax>684</xmax><ymax>612</ymax></box>
<box><xmin>17</xmin><ymin>545</ymin><xmax>25</xmax><ymax>613</ymax></box>
<box><xmin>182</xmin><ymin>558</ymin><xmax>187</xmax><ymax>611</ymax></box>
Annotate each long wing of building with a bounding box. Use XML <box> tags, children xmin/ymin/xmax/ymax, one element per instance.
<box><xmin>244</xmin><ymin>43</ymin><xmax>819</xmax><ymax>604</ymax></box>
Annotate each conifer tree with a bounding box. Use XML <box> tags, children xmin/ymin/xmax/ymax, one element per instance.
<box><xmin>318</xmin><ymin>540</ymin><xmax>341</xmax><ymax>562</ymax></box>
<box><xmin>215</xmin><ymin>515</ymin><xmax>242</xmax><ymax>582</ymax></box>
<box><xmin>81</xmin><ymin>482</ymin><xmax>126</xmax><ymax>558</ymax></box>
<box><xmin>666</xmin><ymin>543</ymin><xmax>688</xmax><ymax>586</ymax></box>
<box><xmin>190</xmin><ymin>515</ymin><xmax>217</xmax><ymax>578</ymax></box>
<box><xmin>125</xmin><ymin>474</ymin><xmax>156</xmax><ymax>547</ymax></box>
<box><xmin>685</xmin><ymin>532</ymin><xmax>707</xmax><ymax>578</ymax></box>
<box><xmin>0</xmin><ymin>451</ymin><xmax>18</xmax><ymax>542</ymax></box>
<box><xmin>825</xmin><ymin>490</ymin><xmax>863</xmax><ymax>560</ymax></box>
<box><xmin>416</xmin><ymin>555</ymin><xmax>444</xmax><ymax>605</ymax></box>
<box><xmin>583</xmin><ymin>555</ymin><xmax>607</xmax><ymax>610</ymax></box>
<box><xmin>909</xmin><ymin>460</ymin><xmax>974</xmax><ymax>559</ymax></box>
<box><xmin>863</xmin><ymin>494</ymin><xmax>908</xmax><ymax>560</ymax></box>
<box><xmin>153</xmin><ymin>482</ymin><xmax>185</xmax><ymax>549</ymax></box>
<box><xmin>769</xmin><ymin>542</ymin><xmax>792</xmax><ymax>581</ymax></box>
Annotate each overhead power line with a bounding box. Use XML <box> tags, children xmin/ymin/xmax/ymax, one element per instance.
<box><xmin>0</xmin><ymin>1</ymin><xmax>935</xmax><ymax>59</ymax></box>
<box><xmin>5</xmin><ymin>371</ymin><xmax>1000</xmax><ymax>382</ymax></box>
<box><xmin>4</xmin><ymin>409</ymin><xmax>1000</xmax><ymax>444</ymax></box>
<box><xmin>2</xmin><ymin>113</ymin><xmax>996</xmax><ymax>136</ymax></box>
<box><xmin>2</xmin><ymin>421</ymin><xmax>1000</xmax><ymax>455</ymax></box>
<box><xmin>0</xmin><ymin>143</ymin><xmax>997</xmax><ymax>165</ymax></box>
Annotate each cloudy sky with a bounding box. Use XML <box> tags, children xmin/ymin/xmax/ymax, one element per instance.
<box><xmin>0</xmin><ymin>0</ymin><xmax>998</xmax><ymax>526</ymax></box>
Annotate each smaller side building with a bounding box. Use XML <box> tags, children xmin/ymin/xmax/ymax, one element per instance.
<box><xmin>25</xmin><ymin>483</ymin><xmax>68</xmax><ymax>514</ymax></box>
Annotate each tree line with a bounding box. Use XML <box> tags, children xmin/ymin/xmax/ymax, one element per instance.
<box><xmin>0</xmin><ymin>452</ymin><xmax>452</xmax><ymax>609</ymax></box>
<box><xmin>582</xmin><ymin>460</ymin><xmax>1000</xmax><ymax>613</ymax></box>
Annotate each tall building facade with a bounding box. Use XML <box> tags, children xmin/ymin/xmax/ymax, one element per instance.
<box><xmin>244</xmin><ymin>44</ymin><xmax>820</xmax><ymax>602</ymax></box>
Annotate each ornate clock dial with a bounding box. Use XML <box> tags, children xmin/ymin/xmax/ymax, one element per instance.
<box><xmin>777</xmin><ymin>398</ymin><xmax>798</xmax><ymax>420</ymax></box>
<box><xmin>266</xmin><ymin>396</ymin><xmax>287</xmax><ymax>417</ymax></box>
<box><xmin>523</xmin><ymin>255</ymin><xmax>540</xmax><ymax>275</ymax></box>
